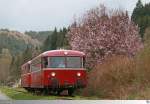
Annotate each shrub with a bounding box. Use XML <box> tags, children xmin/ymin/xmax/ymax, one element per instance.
<box><xmin>83</xmin><ymin>52</ymin><xmax>150</xmax><ymax>99</ymax></box>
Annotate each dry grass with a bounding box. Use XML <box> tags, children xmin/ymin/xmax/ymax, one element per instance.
<box><xmin>83</xmin><ymin>47</ymin><xmax>150</xmax><ymax>99</ymax></box>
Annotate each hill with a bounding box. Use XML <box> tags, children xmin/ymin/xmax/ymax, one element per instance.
<box><xmin>0</xmin><ymin>29</ymin><xmax>41</xmax><ymax>55</ymax></box>
<box><xmin>25</xmin><ymin>31</ymin><xmax>52</xmax><ymax>43</ymax></box>
<box><xmin>0</xmin><ymin>29</ymin><xmax>42</xmax><ymax>84</ymax></box>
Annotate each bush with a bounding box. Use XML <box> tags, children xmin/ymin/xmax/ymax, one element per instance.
<box><xmin>83</xmin><ymin>51</ymin><xmax>150</xmax><ymax>99</ymax></box>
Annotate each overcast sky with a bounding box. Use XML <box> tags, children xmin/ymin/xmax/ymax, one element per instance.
<box><xmin>0</xmin><ymin>0</ymin><xmax>150</xmax><ymax>32</ymax></box>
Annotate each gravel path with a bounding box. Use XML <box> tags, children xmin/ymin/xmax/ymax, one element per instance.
<box><xmin>0</xmin><ymin>91</ymin><xmax>10</xmax><ymax>100</ymax></box>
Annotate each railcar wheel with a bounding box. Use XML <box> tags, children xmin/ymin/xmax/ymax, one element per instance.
<box><xmin>26</xmin><ymin>88</ymin><xmax>32</xmax><ymax>92</ymax></box>
<box><xmin>30</xmin><ymin>88</ymin><xmax>36</xmax><ymax>95</ymax></box>
<box><xmin>68</xmin><ymin>88</ymin><xmax>74</xmax><ymax>96</ymax></box>
<box><xmin>43</xmin><ymin>88</ymin><xmax>51</xmax><ymax>95</ymax></box>
<box><xmin>56</xmin><ymin>89</ymin><xmax>63</xmax><ymax>95</ymax></box>
<box><xmin>35</xmin><ymin>89</ymin><xmax>44</xmax><ymax>95</ymax></box>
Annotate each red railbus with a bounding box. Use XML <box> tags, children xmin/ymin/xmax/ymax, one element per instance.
<box><xmin>21</xmin><ymin>61</ymin><xmax>31</xmax><ymax>88</ymax></box>
<box><xmin>21</xmin><ymin>50</ymin><xmax>87</xmax><ymax>95</ymax></box>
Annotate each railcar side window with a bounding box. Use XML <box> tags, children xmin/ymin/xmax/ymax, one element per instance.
<box><xmin>66</xmin><ymin>57</ymin><xmax>82</xmax><ymax>68</ymax></box>
<box><xmin>31</xmin><ymin>57</ymin><xmax>41</xmax><ymax>72</ymax></box>
<box><xmin>49</xmin><ymin>57</ymin><xmax>65</xmax><ymax>68</ymax></box>
<box><xmin>42</xmin><ymin>57</ymin><xmax>48</xmax><ymax>68</ymax></box>
<box><xmin>27</xmin><ymin>64</ymin><xmax>30</xmax><ymax>73</ymax></box>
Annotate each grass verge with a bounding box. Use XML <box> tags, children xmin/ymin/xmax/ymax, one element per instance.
<box><xmin>0</xmin><ymin>86</ymin><xmax>98</xmax><ymax>100</ymax></box>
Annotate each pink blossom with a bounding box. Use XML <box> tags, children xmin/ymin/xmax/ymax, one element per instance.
<box><xmin>67</xmin><ymin>5</ymin><xmax>143</xmax><ymax>69</ymax></box>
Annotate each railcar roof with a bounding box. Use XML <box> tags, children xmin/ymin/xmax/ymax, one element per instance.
<box><xmin>41</xmin><ymin>50</ymin><xmax>85</xmax><ymax>57</ymax></box>
<box><xmin>25</xmin><ymin>50</ymin><xmax>85</xmax><ymax>65</ymax></box>
<box><xmin>21</xmin><ymin>61</ymin><xmax>31</xmax><ymax>69</ymax></box>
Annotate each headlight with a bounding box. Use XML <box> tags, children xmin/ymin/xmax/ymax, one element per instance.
<box><xmin>77</xmin><ymin>72</ymin><xmax>81</xmax><ymax>77</ymax></box>
<box><xmin>51</xmin><ymin>72</ymin><xmax>56</xmax><ymax>77</ymax></box>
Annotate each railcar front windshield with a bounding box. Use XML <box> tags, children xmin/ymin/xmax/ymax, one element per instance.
<box><xmin>48</xmin><ymin>56</ymin><xmax>83</xmax><ymax>68</ymax></box>
<box><xmin>49</xmin><ymin>57</ymin><xmax>66</xmax><ymax>68</ymax></box>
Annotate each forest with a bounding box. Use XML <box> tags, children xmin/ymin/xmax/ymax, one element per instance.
<box><xmin>0</xmin><ymin>0</ymin><xmax>150</xmax><ymax>99</ymax></box>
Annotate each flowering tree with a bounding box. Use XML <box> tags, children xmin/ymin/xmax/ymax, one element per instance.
<box><xmin>67</xmin><ymin>5</ymin><xmax>143</xmax><ymax>69</ymax></box>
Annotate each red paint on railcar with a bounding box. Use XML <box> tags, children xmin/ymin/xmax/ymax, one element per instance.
<box><xmin>21</xmin><ymin>61</ymin><xmax>31</xmax><ymax>88</ymax></box>
<box><xmin>43</xmin><ymin>69</ymin><xmax>87</xmax><ymax>87</ymax></box>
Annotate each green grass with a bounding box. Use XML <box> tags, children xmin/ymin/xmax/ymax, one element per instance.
<box><xmin>0</xmin><ymin>86</ymin><xmax>98</xmax><ymax>100</ymax></box>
